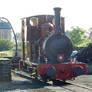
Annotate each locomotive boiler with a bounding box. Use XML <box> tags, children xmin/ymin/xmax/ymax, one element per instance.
<box><xmin>43</xmin><ymin>8</ymin><xmax>72</xmax><ymax>64</ymax></box>
<box><xmin>21</xmin><ymin>7</ymin><xmax>86</xmax><ymax>83</ymax></box>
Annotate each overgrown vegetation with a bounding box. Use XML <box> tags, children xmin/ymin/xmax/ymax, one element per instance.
<box><xmin>0</xmin><ymin>39</ymin><xmax>14</xmax><ymax>51</ymax></box>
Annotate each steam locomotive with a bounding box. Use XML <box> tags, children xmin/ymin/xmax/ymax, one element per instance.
<box><xmin>21</xmin><ymin>7</ymin><xmax>86</xmax><ymax>83</ymax></box>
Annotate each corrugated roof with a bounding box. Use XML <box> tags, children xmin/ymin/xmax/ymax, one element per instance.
<box><xmin>0</xmin><ymin>21</ymin><xmax>11</xmax><ymax>29</ymax></box>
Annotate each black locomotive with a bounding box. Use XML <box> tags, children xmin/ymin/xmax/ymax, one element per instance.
<box><xmin>20</xmin><ymin>7</ymin><xmax>86</xmax><ymax>82</ymax></box>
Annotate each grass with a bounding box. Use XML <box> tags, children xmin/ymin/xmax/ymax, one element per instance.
<box><xmin>0</xmin><ymin>50</ymin><xmax>13</xmax><ymax>57</ymax></box>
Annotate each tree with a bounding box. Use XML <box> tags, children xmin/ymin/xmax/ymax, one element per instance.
<box><xmin>16</xmin><ymin>33</ymin><xmax>21</xmax><ymax>41</ymax></box>
<box><xmin>0</xmin><ymin>39</ymin><xmax>14</xmax><ymax>51</ymax></box>
<box><xmin>69</xmin><ymin>26</ymin><xmax>90</xmax><ymax>47</ymax></box>
<box><xmin>89</xmin><ymin>31</ymin><xmax>92</xmax><ymax>42</ymax></box>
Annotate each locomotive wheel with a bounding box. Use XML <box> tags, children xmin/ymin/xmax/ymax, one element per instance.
<box><xmin>40</xmin><ymin>75</ymin><xmax>48</xmax><ymax>82</ymax></box>
<box><xmin>52</xmin><ymin>80</ymin><xmax>60</xmax><ymax>85</ymax></box>
<box><xmin>62</xmin><ymin>79</ymin><xmax>66</xmax><ymax>83</ymax></box>
<box><xmin>46</xmin><ymin>66</ymin><xmax>56</xmax><ymax>77</ymax></box>
<box><xmin>73</xmin><ymin>66</ymin><xmax>83</xmax><ymax>77</ymax></box>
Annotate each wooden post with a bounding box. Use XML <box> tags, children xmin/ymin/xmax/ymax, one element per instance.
<box><xmin>21</xmin><ymin>20</ymin><xmax>25</xmax><ymax>60</ymax></box>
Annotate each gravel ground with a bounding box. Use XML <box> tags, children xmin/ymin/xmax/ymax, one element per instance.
<box><xmin>45</xmin><ymin>75</ymin><xmax>92</xmax><ymax>92</ymax></box>
<box><xmin>0</xmin><ymin>73</ymin><xmax>52</xmax><ymax>92</ymax></box>
<box><xmin>70</xmin><ymin>75</ymin><xmax>92</xmax><ymax>87</ymax></box>
<box><xmin>0</xmin><ymin>72</ymin><xmax>92</xmax><ymax>92</ymax></box>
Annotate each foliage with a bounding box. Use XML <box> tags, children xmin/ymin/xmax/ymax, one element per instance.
<box><xmin>0</xmin><ymin>50</ymin><xmax>13</xmax><ymax>57</ymax></box>
<box><xmin>69</xmin><ymin>26</ymin><xmax>90</xmax><ymax>47</ymax></box>
<box><xmin>16</xmin><ymin>32</ymin><xmax>21</xmax><ymax>42</ymax></box>
<box><xmin>0</xmin><ymin>39</ymin><xmax>14</xmax><ymax>51</ymax></box>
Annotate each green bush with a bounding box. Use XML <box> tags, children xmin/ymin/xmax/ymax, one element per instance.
<box><xmin>69</xmin><ymin>26</ymin><xmax>90</xmax><ymax>47</ymax></box>
<box><xmin>0</xmin><ymin>39</ymin><xmax>14</xmax><ymax>51</ymax></box>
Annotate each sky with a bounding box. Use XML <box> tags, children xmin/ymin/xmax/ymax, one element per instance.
<box><xmin>0</xmin><ymin>0</ymin><xmax>92</xmax><ymax>33</ymax></box>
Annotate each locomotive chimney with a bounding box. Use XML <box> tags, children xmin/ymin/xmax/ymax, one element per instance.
<box><xmin>54</xmin><ymin>7</ymin><xmax>62</xmax><ymax>33</ymax></box>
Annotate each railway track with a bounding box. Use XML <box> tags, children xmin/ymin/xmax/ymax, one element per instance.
<box><xmin>12</xmin><ymin>70</ymin><xmax>92</xmax><ymax>92</ymax></box>
<box><xmin>61</xmin><ymin>81</ymin><xmax>92</xmax><ymax>92</ymax></box>
<box><xmin>12</xmin><ymin>70</ymin><xmax>51</xmax><ymax>86</ymax></box>
<box><xmin>45</xmin><ymin>81</ymin><xmax>92</xmax><ymax>92</ymax></box>
<box><xmin>67</xmin><ymin>81</ymin><xmax>92</xmax><ymax>90</ymax></box>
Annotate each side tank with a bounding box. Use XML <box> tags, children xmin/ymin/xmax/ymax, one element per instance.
<box><xmin>43</xmin><ymin>8</ymin><xmax>72</xmax><ymax>63</ymax></box>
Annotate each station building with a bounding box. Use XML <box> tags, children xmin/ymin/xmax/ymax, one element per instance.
<box><xmin>0</xmin><ymin>21</ymin><xmax>12</xmax><ymax>40</ymax></box>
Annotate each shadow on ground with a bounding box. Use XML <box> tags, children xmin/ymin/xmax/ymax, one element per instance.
<box><xmin>0</xmin><ymin>79</ymin><xmax>51</xmax><ymax>91</ymax></box>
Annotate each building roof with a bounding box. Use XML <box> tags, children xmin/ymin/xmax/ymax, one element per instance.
<box><xmin>0</xmin><ymin>21</ymin><xmax>11</xmax><ymax>29</ymax></box>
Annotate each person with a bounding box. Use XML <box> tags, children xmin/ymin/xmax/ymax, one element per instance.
<box><xmin>71</xmin><ymin>50</ymin><xmax>78</xmax><ymax>57</ymax></box>
<box><xmin>41</xmin><ymin>22</ymin><xmax>54</xmax><ymax>38</ymax></box>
